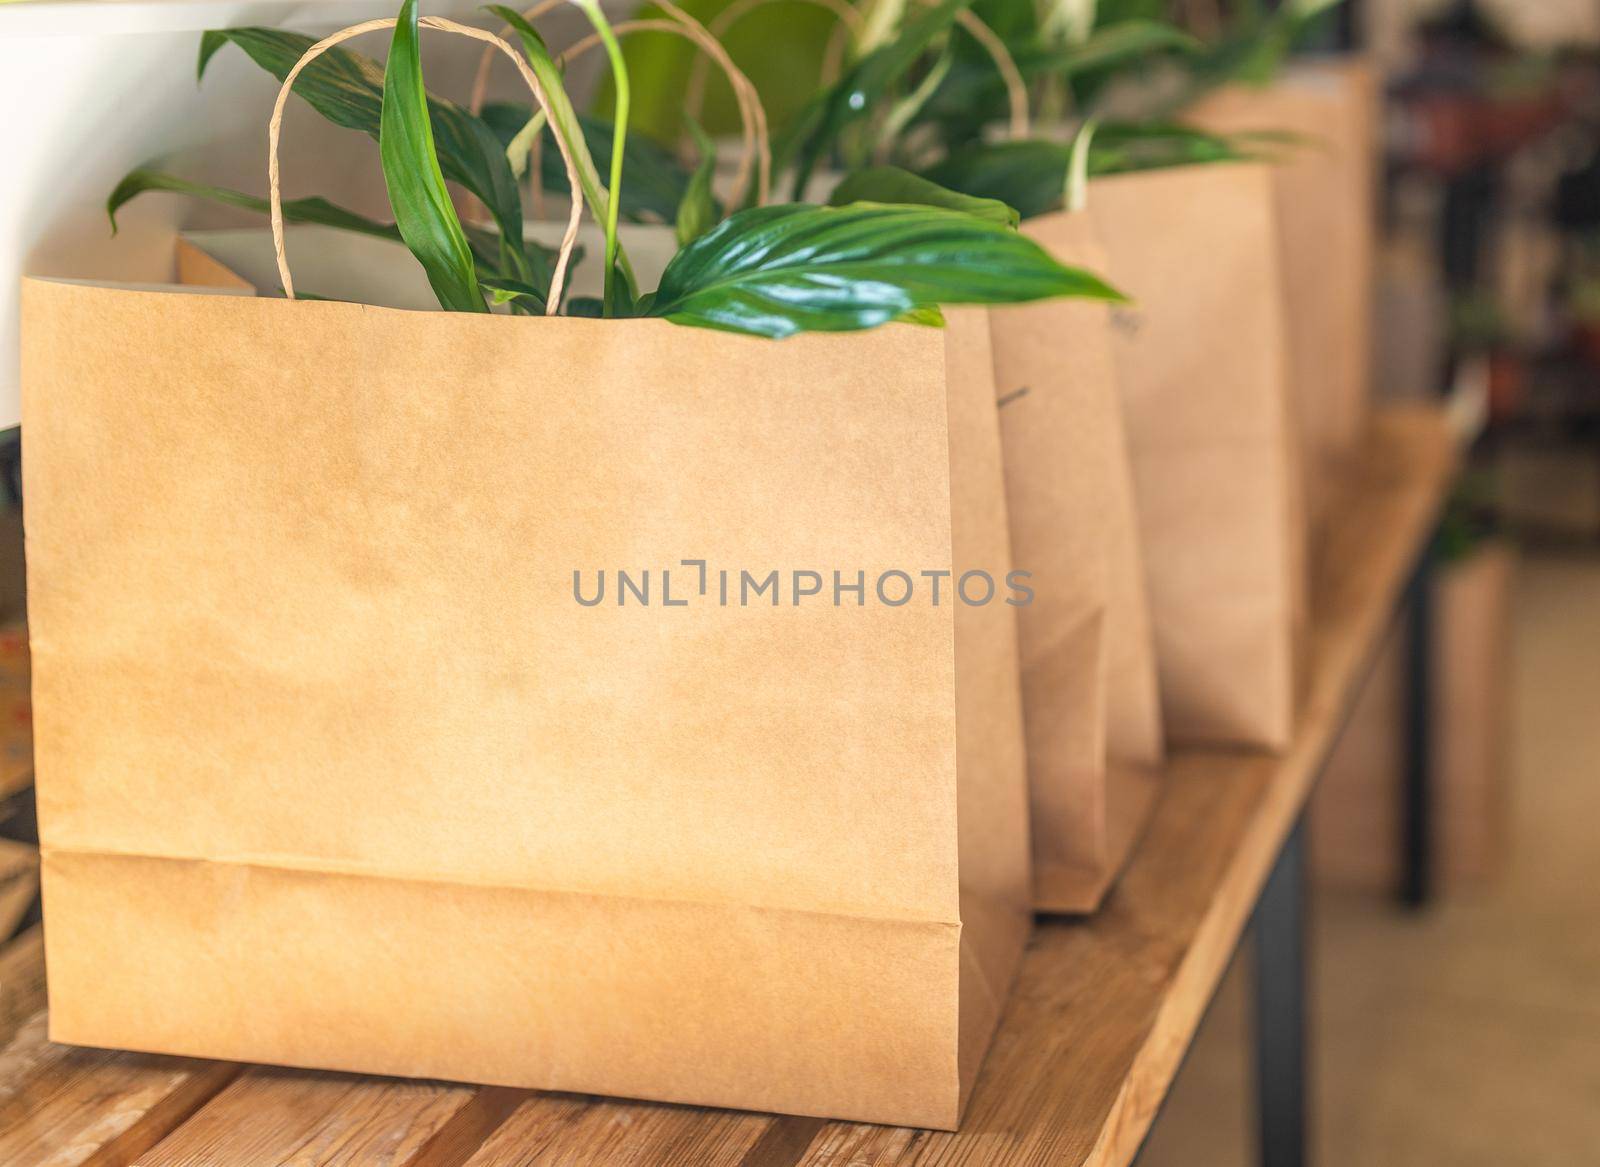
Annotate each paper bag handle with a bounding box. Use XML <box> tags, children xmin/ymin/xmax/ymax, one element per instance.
<box><xmin>684</xmin><ymin>0</ymin><xmax>864</xmax><ymax>133</ymax></box>
<box><xmin>676</xmin><ymin>0</ymin><xmax>1029</xmax><ymax>142</ymax></box>
<box><xmin>950</xmin><ymin>8</ymin><xmax>1030</xmax><ymax>139</ymax></box>
<box><xmin>471</xmin><ymin>0</ymin><xmax>771</xmax><ymax>207</ymax></box>
<box><xmin>269</xmin><ymin>16</ymin><xmax>584</xmax><ymax>312</ymax></box>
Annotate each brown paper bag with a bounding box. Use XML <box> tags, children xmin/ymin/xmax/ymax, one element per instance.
<box><xmin>21</xmin><ymin>224</ymin><xmax>1031</xmax><ymax>1130</ymax></box>
<box><xmin>1091</xmin><ymin>162</ymin><xmax>1306</xmax><ymax>750</ymax></box>
<box><xmin>1186</xmin><ymin>58</ymin><xmax>1379</xmax><ymax>530</ymax></box>
<box><xmin>990</xmin><ymin>211</ymin><xmax>1164</xmax><ymax>912</ymax></box>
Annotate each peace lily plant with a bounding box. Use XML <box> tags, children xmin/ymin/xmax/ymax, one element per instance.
<box><xmin>613</xmin><ymin>0</ymin><xmax>1344</xmax><ymax>222</ymax></box>
<box><xmin>110</xmin><ymin>0</ymin><xmax>1123</xmax><ymax>335</ymax></box>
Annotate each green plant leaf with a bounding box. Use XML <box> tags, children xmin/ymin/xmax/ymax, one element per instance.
<box><xmin>1034</xmin><ymin>18</ymin><xmax>1198</xmax><ymax>76</ymax></box>
<box><xmin>380</xmin><ymin>0</ymin><xmax>484</xmax><ymax>311</ymax></box>
<box><xmin>646</xmin><ymin>202</ymin><xmax>1122</xmax><ymax>337</ymax></box>
<box><xmin>1175</xmin><ymin>0</ymin><xmax>1346</xmax><ymax>101</ymax></box>
<box><xmin>675</xmin><ymin>119</ymin><xmax>719</xmax><ymax>246</ymax></box>
<box><xmin>919</xmin><ymin>140</ymin><xmax>1072</xmax><ymax>218</ymax></box>
<box><xmin>779</xmin><ymin>0</ymin><xmax>974</xmax><ymax>201</ymax></box>
<box><xmin>107</xmin><ymin>168</ymin><xmax>403</xmax><ymax>240</ymax></box>
<box><xmin>483</xmin><ymin>102</ymin><xmax>692</xmax><ymax>225</ymax></box>
<box><xmin>105</xmin><ymin>165</ymin><xmax>523</xmax><ymax>290</ymax></box>
<box><xmin>828</xmin><ymin>166</ymin><xmax>1019</xmax><ymax>226</ymax></box>
<box><xmin>199</xmin><ymin>25</ymin><xmax>539</xmax><ymax>288</ymax></box>
<box><xmin>480</xmin><ymin>276</ymin><xmax>547</xmax><ymax>313</ymax></box>
<box><xmin>922</xmin><ymin>123</ymin><xmax>1258</xmax><ymax>218</ymax></box>
<box><xmin>567</xmin><ymin>0</ymin><xmax>629</xmax><ymax>316</ymax></box>
<box><xmin>485</xmin><ymin>10</ymin><xmax>618</xmax><ymax>248</ymax></box>
<box><xmin>1090</xmin><ymin>121</ymin><xmax>1261</xmax><ymax>171</ymax></box>
<box><xmin>897</xmin><ymin>305</ymin><xmax>947</xmax><ymax>326</ymax></box>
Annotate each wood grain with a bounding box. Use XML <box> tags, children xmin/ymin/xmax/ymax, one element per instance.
<box><xmin>0</xmin><ymin>840</ymin><xmax>38</xmax><ymax>940</ymax></box>
<box><xmin>781</xmin><ymin>406</ymin><xmax>1456</xmax><ymax>1167</ymax></box>
<box><xmin>132</xmin><ymin>1070</ymin><xmax>523</xmax><ymax>1167</ymax></box>
<box><xmin>0</xmin><ymin>407</ymin><xmax>1454</xmax><ymax>1167</ymax></box>
<box><xmin>461</xmin><ymin>1095</ymin><xmax>819</xmax><ymax>1167</ymax></box>
<box><xmin>0</xmin><ymin>1012</ymin><xmax>238</xmax><ymax>1166</ymax></box>
<box><xmin>0</xmin><ymin>927</ymin><xmax>45</xmax><ymax>1045</ymax></box>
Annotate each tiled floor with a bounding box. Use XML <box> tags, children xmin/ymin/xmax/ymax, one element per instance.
<box><xmin>1139</xmin><ymin>553</ymin><xmax>1600</xmax><ymax>1165</ymax></box>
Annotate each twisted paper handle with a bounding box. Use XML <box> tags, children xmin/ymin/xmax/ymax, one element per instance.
<box><xmin>952</xmin><ymin>8</ymin><xmax>1029</xmax><ymax>139</ymax></box>
<box><xmin>471</xmin><ymin>0</ymin><xmax>771</xmax><ymax>207</ymax></box>
<box><xmin>685</xmin><ymin>0</ymin><xmax>1029</xmax><ymax>143</ymax></box>
<box><xmin>684</xmin><ymin>0</ymin><xmax>864</xmax><ymax>130</ymax></box>
<box><xmin>269</xmin><ymin>15</ymin><xmax>585</xmax><ymax>312</ymax></box>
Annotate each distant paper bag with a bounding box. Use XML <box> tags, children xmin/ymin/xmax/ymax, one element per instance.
<box><xmin>1091</xmin><ymin>163</ymin><xmax>1306</xmax><ymax>750</ymax></box>
<box><xmin>22</xmin><ymin>227</ymin><xmax>1031</xmax><ymax>1130</ymax></box>
<box><xmin>990</xmin><ymin>211</ymin><xmax>1164</xmax><ymax>912</ymax></box>
<box><xmin>1187</xmin><ymin>59</ymin><xmax>1378</xmax><ymax>529</ymax></box>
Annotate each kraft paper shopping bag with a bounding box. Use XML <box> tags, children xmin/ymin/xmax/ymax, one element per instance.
<box><xmin>21</xmin><ymin>223</ymin><xmax>1031</xmax><ymax>1129</ymax></box>
<box><xmin>990</xmin><ymin>210</ymin><xmax>1164</xmax><ymax>912</ymax></box>
<box><xmin>1091</xmin><ymin>162</ymin><xmax>1307</xmax><ymax>750</ymax></box>
<box><xmin>1186</xmin><ymin>58</ymin><xmax>1378</xmax><ymax>532</ymax></box>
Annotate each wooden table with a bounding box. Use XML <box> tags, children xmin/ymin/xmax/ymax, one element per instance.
<box><xmin>0</xmin><ymin>406</ymin><xmax>1457</xmax><ymax>1167</ymax></box>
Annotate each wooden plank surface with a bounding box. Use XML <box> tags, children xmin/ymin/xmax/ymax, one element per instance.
<box><xmin>132</xmin><ymin>1070</ymin><xmax>523</xmax><ymax>1167</ymax></box>
<box><xmin>460</xmin><ymin>1095</ymin><xmax>817</xmax><ymax>1167</ymax></box>
<box><xmin>0</xmin><ymin>1013</ymin><xmax>238</xmax><ymax>1167</ymax></box>
<box><xmin>0</xmin><ymin>840</ymin><xmax>37</xmax><ymax>940</ymax></box>
<box><xmin>785</xmin><ymin>405</ymin><xmax>1457</xmax><ymax>1167</ymax></box>
<box><xmin>0</xmin><ymin>927</ymin><xmax>45</xmax><ymax>1046</ymax></box>
<box><xmin>0</xmin><ymin>406</ymin><xmax>1454</xmax><ymax>1167</ymax></box>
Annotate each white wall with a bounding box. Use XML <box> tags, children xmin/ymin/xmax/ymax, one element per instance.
<box><xmin>0</xmin><ymin>0</ymin><xmax>526</xmax><ymax>429</ymax></box>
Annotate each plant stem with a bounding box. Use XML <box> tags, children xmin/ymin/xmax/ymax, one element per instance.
<box><xmin>573</xmin><ymin>0</ymin><xmax>628</xmax><ymax>317</ymax></box>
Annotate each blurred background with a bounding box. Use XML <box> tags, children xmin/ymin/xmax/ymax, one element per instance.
<box><xmin>2</xmin><ymin>0</ymin><xmax>1599</xmax><ymax>1160</ymax></box>
<box><xmin>1138</xmin><ymin>2</ymin><xmax>1600</xmax><ymax>1162</ymax></box>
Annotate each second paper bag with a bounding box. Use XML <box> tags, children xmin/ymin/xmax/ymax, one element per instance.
<box><xmin>22</xmin><ymin>231</ymin><xmax>1031</xmax><ymax>1130</ymax></box>
<box><xmin>1187</xmin><ymin>58</ymin><xmax>1379</xmax><ymax>530</ymax></box>
<box><xmin>990</xmin><ymin>211</ymin><xmax>1164</xmax><ymax>912</ymax></box>
<box><xmin>1091</xmin><ymin>163</ymin><xmax>1307</xmax><ymax>749</ymax></box>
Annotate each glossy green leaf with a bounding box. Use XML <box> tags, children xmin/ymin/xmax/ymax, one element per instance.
<box><xmin>379</xmin><ymin>0</ymin><xmax>483</xmax><ymax>312</ymax></box>
<box><xmin>675</xmin><ymin>119</ymin><xmax>719</xmax><ymax>246</ymax></box>
<box><xmin>646</xmin><ymin>202</ymin><xmax>1122</xmax><ymax>338</ymax></box>
<box><xmin>198</xmin><ymin>26</ymin><xmax>538</xmax><ymax>288</ymax></box>
<box><xmin>107</xmin><ymin>168</ymin><xmax>402</xmax><ymax>241</ymax></box>
<box><xmin>828</xmin><ymin>166</ymin><xmax>1019</xmax><ymax>227</ymax></box>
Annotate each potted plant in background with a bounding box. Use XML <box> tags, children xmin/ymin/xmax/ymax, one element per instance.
<box><xmin>605</xmin><ymin>0</ymin><xmax>1320</xmax><ymax>903</ymax></box>
<box><xmin>729</xmin><ymin>0</ymin><xmax>1313</xmax><ymax>754</ymax></box>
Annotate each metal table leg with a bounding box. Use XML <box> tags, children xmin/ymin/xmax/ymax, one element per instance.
<box><xmin>1255</xmin><ymin>818</ymin><xmax>1308</xmax><ymax>1167</ymax></box>
<box><xmin>1402</xmin><ymin>541</ymin><xmax>1437</xmax><ymax>908</ymax></box>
